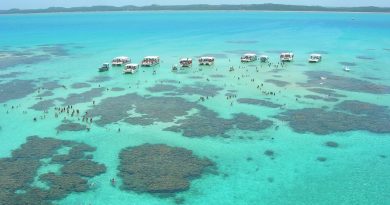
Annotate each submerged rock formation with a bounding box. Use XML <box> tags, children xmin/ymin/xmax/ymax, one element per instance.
<box><xmin>0</xmin><ymin>136</ymin><xmax>106</xmax><ymax>205</ymax></box>
<box><xmin>276</xmin><ymin>100</ymin><xmax>390</xmax><ymax>135</ymax></box>
<box><xmin>118</xmin><ymin>144</ymin><xmax>215</xmax><ymax>196</ymax></box>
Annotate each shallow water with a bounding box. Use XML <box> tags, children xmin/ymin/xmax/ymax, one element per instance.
<box><xmin>0</xmin><ymin>11</ymin><xmax>390</xmax><ymax>205</ymax></box>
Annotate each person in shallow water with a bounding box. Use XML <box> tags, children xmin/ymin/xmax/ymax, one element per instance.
<box><xmin>111</xmin><ymin>178</ymin><xmax>116</xmax><ymax>186</ymax></box>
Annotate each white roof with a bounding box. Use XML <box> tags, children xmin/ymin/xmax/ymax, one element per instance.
<box><xmin>281</xmin><ymin>52</ymin><xmax>293</xmax><ymax>55</ymax></box>
<box><xmin>103</xmin><ymin>63</ymin><xmax>110</xmax><ymax>65</ymax></box>
<box><xmin>199</xmin><ymin>56</ymin><xmax>214</xmax><ymax>60</ymax></box>
<box><xmin>243</xmin><ymin>53</ymin><xmax>257</xmax><ymax>56</ymax></box>
<box><xmin>125</xmin><ymin>63</ymin><xmax>139</xmax><ymax>67</ymax></box>
<box><xmin>180</xmin><ymin>58</ymin><xmax>192</xmax><ymax>61</ymax></box>
<box><xmin>310</xmin><ymin>54</ymin><xmax>322</xmax><ymax>57</ymax></box>
<box><xmin>144</xmin><ymin>56</ymin><xmax>160</xmax><ymax>59</ymax></box>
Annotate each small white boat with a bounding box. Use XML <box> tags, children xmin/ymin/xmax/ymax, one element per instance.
<box><xmin>141</xmin><ymin>56</ymin><xmax>160</xmax><ymax>67</ymax></box>
<box><xmin>320</xmin><ymin>76</ymin><xmax>327</xmax><ymax>80</ymax></box>
<box><xmin>180</xmin><ymin>58</ymin><xmax>193</xmax><ymax>67</ymax></box>
<box><xmin>98</xmin><ymin>63</ymin><xmax>110</xmax><ymax>72</ymax></box>
<box><xmin>344</xmin><ymin>66</ymin><xmax>351</xmax><ymax>72</ymax></box>
<box><xmin>123</xmin><ymin>64</ymin><xmax>139</xmax><ymax>74</ymax></box>
<box><xmin>260</xmin><ymin>55</ymin><xmax>269</xmax><ymax>63</ymax></box>
<box><xmin>308</xmin><ymin>54</ymin><xmax>322</xmax><ymax>63</ymax></box>
<box><xmin>241</xmin><ymin>53</ymin><xmax>257</xmax><ymax>63</ymax></box>
<box><xmin>199</xmin><ymin>56</ymin><xmax>215</xmax><ymax>66</ymax></box>
<box><xmin>112</xmin><ymin>56</ymin><xmax>130</xmax><ymax>66</ymax></box>
<box><xmin>280</xmin><ymin>52</ymin><xmax>294</xmax><ymax>62</ymax></box>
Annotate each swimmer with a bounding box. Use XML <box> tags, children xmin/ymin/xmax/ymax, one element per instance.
<box><xmin>111</xmin><ymin>178</ymin><xmax>116</xmax><ymax>186</ymax></box>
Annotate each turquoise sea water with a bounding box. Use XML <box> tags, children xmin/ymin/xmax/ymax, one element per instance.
<box><xmin>1</xmin><ymin>11</ymin><xmax>390</xmax><ymax>205</ymax></box>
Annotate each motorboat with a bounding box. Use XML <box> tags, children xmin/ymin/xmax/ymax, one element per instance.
<box><xmin>98</xmin><ymin>63</ymin><xmax>110</xmax><ymax>72</ymax></box>
<box><xmin>344</xmin><ymin>66</ymin><xmax>351</xmax><ymax>72</ymax></box>
<box><xmin>308</xmin><ymin>54</ymin><xmax>322</xmax><ymax>63</ymax></box>
<box><xmin>123</xmin><ymin>64</ymin><xmax>139</xmax><ymax>74</ymax></box>
<box><xmin>180</xmin><ymin>58</ymin><xmax>193</xmax><ymax>67</ymax></box>
<box><xmin>280</xmin><ymin>53</ymin><xmax>294</xmax><ymax>62</ymax></box>
<box><xmin>241</xmin><ymin>53</ymin><xmax>257</xmax><ymax>62</ymax></box>
<box><xmin>141</xmin><ymin>56</ymin><xmax>160</xmax><ymax>67</ymax></box>
<box><xmin>260</xmin><ymin>55</ymin><xmax>269</xmax><ymax>63</ymax></box>
<box><xmin>199</xmin><ymin>56</ymin><xmax>215</xmax><ymax>66</ymax></box>
<box><xmin>112</xmin><ymin>56</ymin><xmax>130</xmax><ymax>66</ymax></box>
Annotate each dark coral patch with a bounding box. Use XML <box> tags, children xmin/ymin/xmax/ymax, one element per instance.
<box><xmin>0</xmin><ymin>80</ymin><xmax>36</xmax><ymax>103</ymax></box>
<box><xmin>30</xmin><ymin>99</ymin><xmax>56</xmax><ymax>111</ymax></box>
<box><xmin>237</xmin><ymin>98</ymin><xmax>282</xmax><ymax>108</ymax></box>
<box><xmin>71</xmin><ymin>82</ymin><xmax>91</xmax><ymax>89</ymax></box>
<box><xmin>147</xmin><ymin>84</ymin><xmax>177</xmax><ymax>92</ymax></box>
<box><xmin>0</xmin><ymin>72</ymin><xmax>24</xmax><ymax>78</ymax></box>
<box><xmin>233</xmin><ymin>113</ymin><xmax>273</xmax><ymax>131</ymax></box>
<box><xmin>89</xmin><ymin>93</ymin><xmax>195</xmax><ymax>126</ymax></box>
<box><xmin>147</xmin><ymin>83</ymin><xmax>222</xmax><ymax>96</ymax></box>
<box><xmin>89</xmin><ymin>93</ymin><xmax>272</xmax><ymax>137</ymax></box>
<box><xmin>42</xmin><ymin>81</ymin><xmax>63</xmax><ymax>90</ymax></box>
<box><xmin>307</xmin><ymin>88</ymin><xmax>346</xmax><ymax>98</ymax></box>
<box><xmin>276</xmin><ymin>100</ymin><xmax>390</xmax><ymax>135</ymax></box>
<box><xmin>37</xmin><ymin>90</ymin><xmax>54</xmax><ymax>98</ymax></box>
<box><xmin>61</xmin><ymin>160</ymin><xmax>106</xmax><ymax>177</ymax></box>
<box><xmin>165</xmin><ymin>109</ymin><xmax>234</xmax><ymax>137</ymax></box>
<box><xmin>61</xmin><ymin>88</ymin><xmax>104</xmax><ymax>106</ymax></box>
<box><xmin>300</xmin><ymin>71</ymin><xmax>390</xmax><ymax>94</ymax></box>
<box><xmin>111</xmin><ymin>87</ymin><xmax>125</xmax><ymax>91</ymax></box>
<box><xmin>118</xmin><ymin>144</ymin><xmax>215</xmax><ymax>196</ymax></box>
<box><xmin>265</xmin><ymin>79</ymin><xmax>290</xmax><ymax>87</ymax></box>
<box><xmin>39</xmin><ymin>45</ymin><xmax>69</xmax><ymax>57</ymax></box>
<box><xmin>165</xmin><ymin>109</ymin><xmax>272</xmax><ymax>138</ymax></box>
<box><xmin>303</xmin><ymin>95</ymin><xmax>339</xmax><ymax>102</ymax></box>
<box><xmin>56</xmin><ymin>122</ymin><xmax>87</xmax><ymax>132</ymax></box>
<box><xmin>0</xmin><ymin>53</ymin><xmax>51</xmax><ymax>69</ymax></box>
<box><xmin>335</xmin><ymin>100</ymin><xmax>388</xmax><ymax>116</ymax></box>
<box><xmin>176</xmin><ymin>83</ymin><xmax>223</xmax><ymax>96</ymax></box>
<box><xmin>0</xmin><ymin>136</ymin><xmax>105</xmax><ymax>205</ymax></box>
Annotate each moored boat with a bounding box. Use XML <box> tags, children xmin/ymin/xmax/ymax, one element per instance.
<box><xmin>141</xmin><ymin>56</ymin><xmax>160</xmax><ymax>67</ymax></box>
<box><xmin>241</xmin><ymin>53</ymin><xmax>257</xmax><ymax>62</ymax></box>
<box><xmin>98</xmin><ymin>63</ymin><xmax>110</xmax><ymax>72</ymax></box>
<box><xmin>280</xmin><ymin>53</ymin><xmax>294</xmax><ymax>62</ymax></box>
<box><xmin>180</xmin><ymin>58</ymin><xmax>193</xmax><ymax>67</ymax></box>
<box><xmin>112</xmin><ymin>56</ymin><xmax>130</xmax><ymax>66</ymax></box>
<box><xmin>123</xmin><ymin>64</ymin><xmax>139</xmax><ymax>74</ymax></box>
<box><xmin>308</xmin><ymin>54</ymin><xmax>322</xmax><ymax>63</ymax></box>
<box><xmin>199</xmin><ymin>56</ymin><xmax>215</xmax><ymax>66</ymax></box>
